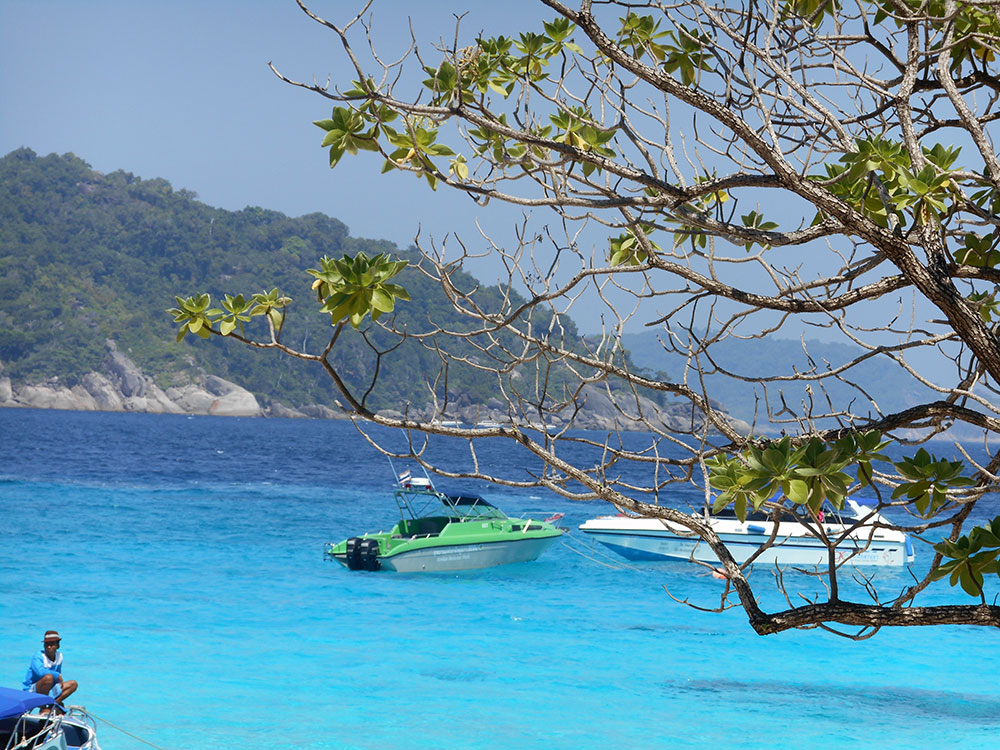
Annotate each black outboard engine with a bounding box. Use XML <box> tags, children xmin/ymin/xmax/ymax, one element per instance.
<box><xmin>345</xmin><ymin>537</ymin><xmax>381</xmax><ymax>571</ymax></box>
<box><xmin>359</xmin><ymin>538</ymin><xmax>381</xmax><ymax>571</ymax></box>
<box><xmin>345</xmin><ymin>537</ymin><xmax>363</xmax><ymax>570</ymax></box>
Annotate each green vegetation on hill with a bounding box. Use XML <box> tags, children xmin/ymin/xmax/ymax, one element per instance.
<box><xmin>1</xmin><ymin>148</ymin><xmax>637</xmax><ymax>414</ymax></box>
<box><xmin>7</xmin><ymin>148</ymin><xmax>922</xmax><ymax>426</ymax></box>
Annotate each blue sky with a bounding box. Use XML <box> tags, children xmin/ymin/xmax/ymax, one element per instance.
<box><xmin>1</xmin><ymin>1</ymin><xmax>536</xmax><ymax>269</ymax></box>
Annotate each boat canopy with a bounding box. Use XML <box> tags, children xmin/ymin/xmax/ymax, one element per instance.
<box><xmin>393</xmin><ymin>484</ymin><xmax>509</xmax><ymax>521</ymax></box>
<box><xmin>448</xmin><ymin>494</ymin><xmax>496</xmax><ymax>507</ymax></box>
<box><xmin>443</xmin><ymin>493</ymin><xmax>507</xmax><ymax>517</ymax></box>
<box><xmin>0</xmin><ymin>687</ymin><xmax>54</xmax><ymax>720</ymax></box>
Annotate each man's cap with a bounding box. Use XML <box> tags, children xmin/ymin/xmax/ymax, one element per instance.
<box><xmin>43</xmin><ymin>630</ymin><xmax>61</xmax><ymax>643</ymax></box>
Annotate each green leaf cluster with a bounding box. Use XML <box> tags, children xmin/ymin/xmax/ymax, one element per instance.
<box><xmin>966</xmin><ymin>291</ymin><xmax>1000</xmax><ymax>323</ymax></box>
<box><xmin>314</xmin><ymin>100</ymin><xmax>455</xmax><ymax>190</ymax></box>
<box><xmin>616</xmin><ymin>14</ymin><xmax>714</xmax><ymax>86</ymax></box>
<box><xmin>168</xmin><ymin>292</ymin><xmax>212</xmax><ymax>340</ymax></box>
<box><xmin>608</xmin><ymin>225</ymin><xmax>660</xmax><ymax>266</ymax></box>
<box><xmin>168</xmin><ymin>289</ymin><xmax>291</xmax><ymax>341</ymax></box>
<box><xmin>469</xmin><ymin>114</ymin><xmax>553</xmax><ymax>166</ymax></box>
<box><xmin>739</xmin><ymin>211</ymin><xmax>779</xmax><ymax>252</ymax></box>
<box><xmin>873</xmin><ymin>0</ymin><xmax>1000</xmax><ymax>73</ymax></box>
<box><xmin>421</xmin><ymin>24</ymin><xmax>580</xmax><ymax>107</ymax></box>
<box><xmin>662</xmin><ymin>25</ymin><xmax>715</xmax><ymax>86</ymax></box>
<box><xmin>307</xmin><ymin>252</ymin><xmax>410</xmax><ymax>329</ymax></box>
<box><xmin>670</xmin><ymin>175</ymin><xmax>732</xmax><ymax>250</ymax></box>
<box><xmin>780</xmin><ymin>0</ymin><xmax>839</xmax><ymax>26</ymax></box>
<box><xmin>382</xmin><ymin>123</ymin><xmax>456</xmax><ymax>190</ymax></box>
<box><xmin>705</xmin><ymin>434</ymin><xmax>1000</xmax><ymax>596</ymax></box>
<box><xmin>817</xmin><ymin>137</ymin><xmax>961</xmax><ymax>228</ymax></box>
<box><xmin>616</xmin><ymin>13</ymin><xmax>672</xmax><ymax>62</ymax></box>
<box><xmin>708</xmin><ymin>435</ymin><xmax>977</xmax><ymax>526</ymax></box>
<box><xmin>966</xmin><ymin>176</ymin><xmax>1000</xmax><ymax>291</ymax></box>
<box><xmin>931</xmin><ymin>518</ymin><xmax>1000</xmax><ymax>597</ymax></box>
<box><xmin>706</xmin><ymin>432</ymin><xmax>889</xmax><ymax>521</ymax></box>
<box><xmin>315</xmin><ymin>19</ymin><xmax>621</xmax><ymax>187</ymax></box>
<box><xmin>313</xmin><ymin>106</ymin><xmax>386</xmax><ymax>168</ymax></box>
<box><xmin>550</xmin><ymin>106</ymin><xmax>617</xmax><ymax>175</ymax></box>
<box><xmin>892</xmin><ymin>448</ymin><xmax>975</xmax><ymax>517</ymax></box>
<box><xmin>956</xmin><ymin>233</ymin><xmax>1000</xmax><ymax>269</ymax></box>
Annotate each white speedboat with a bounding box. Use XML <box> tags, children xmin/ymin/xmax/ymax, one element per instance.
<box><xmin>0</xmin><ymin>687</ymin><xmax>101</xmax><ymax>750</ymax></box>
<box><xmin>578</xmin><ymin>499</ymin><xmax>914</xmax><ymax>567</ymax></box>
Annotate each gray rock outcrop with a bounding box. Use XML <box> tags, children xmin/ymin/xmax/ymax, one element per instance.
<box><xmin>17</xmin><ymin>382</ymin><xmax>96</xmax><ymax>411</ymax></box>
<box><xmin>298</xmin><ymin>404</ymin><xmax>344</xmax><ymax>420</ymax></box>
<box><xmin>124</xmin><ymin>383</ymin><xmax>185</xmax><ymax>414</ymax></box>
<box><xmin>81</xmin><ymin>373</ymin><xmax>125</xmax><ymax>411</ymax></box>
<box><xmin>0</xmin><ymin>377</ymin><xmax>13</xmax><ymax>404</ymax></box>
<box><xmin>105</xmin><ymin>340</ymin><xmax>147</xmax><ymax>398</ymax></box>
<box><xmin>267</xmin><ymin>402</ymin><xmax>307</xmax><ymax>419</ymax></box>
<box><xmin>0</xmin><ymin>343</ymin><xmax>745</xmax><ymax>432</ymax></box>
<box><xmin>1</xmin><ymin>341</ymin><xmax>258</xmax><ymax>417</ymax></box>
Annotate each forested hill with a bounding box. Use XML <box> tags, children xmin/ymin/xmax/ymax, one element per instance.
<box><xmin>3</xmin><ymin>147</ymin><xmax>926</xmax><ymax>432</ymax></box>
<box><xmin>0</xmin><ymin>147</ymin><xmax>589</xmax><ymax>416</ymax></box>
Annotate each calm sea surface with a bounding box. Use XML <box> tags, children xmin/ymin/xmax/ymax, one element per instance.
<box><xmin>1</xmin><ymin>408</ymin><xmax>997</xmax><ymax>750</ymax></box>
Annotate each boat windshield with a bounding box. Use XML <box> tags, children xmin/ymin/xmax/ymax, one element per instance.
<box><xmin>444</xmin><ymin>494</ymin><xmax>508</xmax><ymax>519</ymax></box>
<box><xmin>711</xmin><ymin>502</ymin><xmax>855</xmax><ymax>524</ymax></box>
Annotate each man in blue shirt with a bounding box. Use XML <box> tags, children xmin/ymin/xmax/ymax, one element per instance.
<box><xmin>22</xmin><ymin>630</ymin><xmax>78</xmax><ymax>703</ymax></box>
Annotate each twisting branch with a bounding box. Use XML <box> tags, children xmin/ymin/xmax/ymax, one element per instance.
<box><xmin>175</xmin><ymin>0</ymin><xmax>1000</xmax><ymax>637</ymax></box>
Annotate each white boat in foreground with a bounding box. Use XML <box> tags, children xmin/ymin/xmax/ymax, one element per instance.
<box><xmin>578</xmin><ymin>499</ymin><xmax>914</xmax><ymax>567</ymax></box>
<box><xmin>0</xmin><ymin>687</ymin><xmax>100</xmax><ymax>750</ymax></box>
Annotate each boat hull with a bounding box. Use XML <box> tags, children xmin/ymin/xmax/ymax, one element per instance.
<box><xmin>0</xmin><ymin>710</ymin><xmax>100</xmax><ymax>750</ymax></box>
<box><xmin>333</xmin><ymin>534</ymin><xmax>562</xmax><ymax>572</ymax></box>
<box><xmin>579</xmin><ymin>518</ymin><xmax>913</xmax><ymax>567</ymax></box>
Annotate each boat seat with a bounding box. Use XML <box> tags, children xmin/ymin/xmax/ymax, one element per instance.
<box><xmin>411</xmin><ymin>518</ymin><xmax>445</xmax><ymax>536</ymax></box>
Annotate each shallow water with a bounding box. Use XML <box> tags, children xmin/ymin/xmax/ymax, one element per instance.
<box><xmin>1</xmin><ymin>409</ymin><xmax>997</xmax><ymax>749</ymax></box>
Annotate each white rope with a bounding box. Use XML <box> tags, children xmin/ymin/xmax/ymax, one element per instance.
<box><xmin>559</xmin><ymin>535</ymin><xmax>643</xmax><ymax>571</ymax></box>
<box><xmin>87</xmin><ymin>711</ymin><xmax>171</xmax><ymax>750</ymax></box>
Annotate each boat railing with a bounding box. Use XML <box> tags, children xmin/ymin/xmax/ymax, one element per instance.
<box><xmin>4</xmin><ymin>709</ymin><xmax>70</xmax><ymax>750</ymax></box>
<box><xmin>63</xmin><ymin>706</ymin><xmax>98</xmax><ymax>748</ymax></box>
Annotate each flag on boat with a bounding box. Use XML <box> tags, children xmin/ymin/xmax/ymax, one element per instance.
<box><xmin>398</xmin><ymin>470</ymin><xmax>412</xmax><ymax>486</ymax></box>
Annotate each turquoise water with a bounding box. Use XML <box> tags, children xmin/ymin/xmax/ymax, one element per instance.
<box><xmin>1</xmin><ymin>409</ymin><xmax>997</xmax><ymax>749</ymax></box>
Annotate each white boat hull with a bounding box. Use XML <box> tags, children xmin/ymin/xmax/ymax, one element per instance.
<box><xmin>381</xmin><ymin>536</ymin><xmax>561</xmax><ymax>572</ymax></box>
<box><xmin>2</xmin><ymin>709</ymin><xmax>100</xmax><ymax>750</ymax></box>
<box><xmin>579</xmin><ymin>514</ymin><xmax>914</xmax><ymax>567</ymax></box>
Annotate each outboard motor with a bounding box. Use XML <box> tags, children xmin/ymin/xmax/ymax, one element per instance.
<box><xmin>345</xmin><ymin>537</ymin><xmax>364</xmax><ymax>570</ymax></box>
<box><xmin>359</xmin><ymin>538</ymin><xmax>381</xmax><ymax>571</ymax></box>
<box><xmin>345</xmin><ymin>537</ymin><xmax>381</xmax><ymax>571</ymax></box>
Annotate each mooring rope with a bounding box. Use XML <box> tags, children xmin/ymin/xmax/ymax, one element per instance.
<box><xmin>88</xmin><ymin>711</ymin><xmax>170</xmax><ymax>750</ymax></box>
<box><xmin>559</xmin><ymin>534</ymin><xmax>642</xmax><ymax>571</ymax></box>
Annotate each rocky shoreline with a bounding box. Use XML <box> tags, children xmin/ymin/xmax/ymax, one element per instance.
<box><xmin>0</xmin><ymin>340</ymin><xmax>748</xmax><ymax>432</ymax></box>
<box><xmin>0</xmin><ymin>340</ymin><xmax>274</xmax><ymax>419</ymax></box>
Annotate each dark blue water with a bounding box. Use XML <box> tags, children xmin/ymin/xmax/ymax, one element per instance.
<box><xmin>1</xmin><ymin>409</ymin><xmax>997</xmax><ymax>749</ymax></box>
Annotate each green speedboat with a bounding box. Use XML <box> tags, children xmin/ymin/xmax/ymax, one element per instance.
<box><xmin>325</xmin><ymin>475</ymin><xmax>565</xmax><ymax>572</ymax></box>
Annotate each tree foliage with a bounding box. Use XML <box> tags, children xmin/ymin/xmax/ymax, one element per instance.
<box><xmin>177</xmin><ymin>0</ymin><xmax>1000</xmax><ymax>636</ymax></box>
